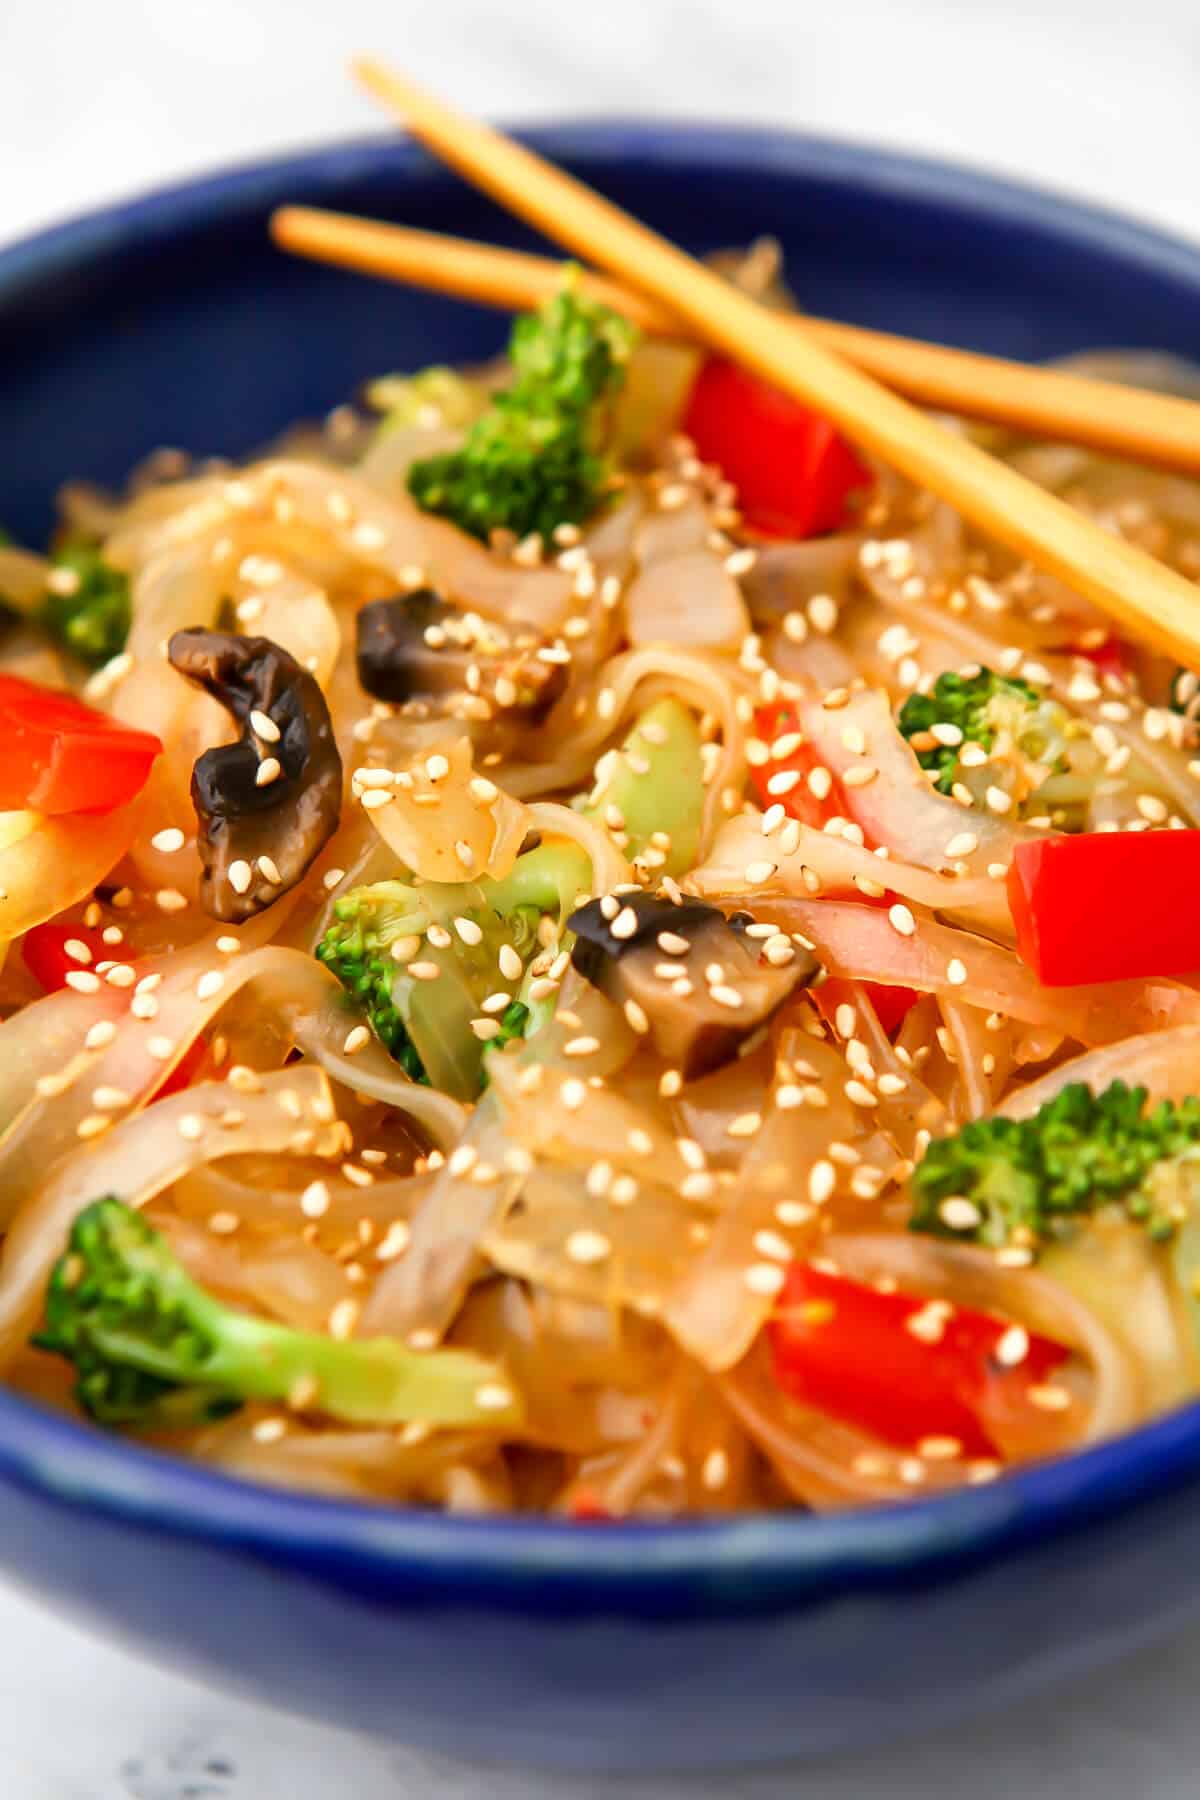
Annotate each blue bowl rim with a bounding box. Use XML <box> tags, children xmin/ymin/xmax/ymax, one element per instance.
<box><xmin>4</xmin><ymin>118</ymin><xmax>1200</xmax><ymax>1608</ymax></box>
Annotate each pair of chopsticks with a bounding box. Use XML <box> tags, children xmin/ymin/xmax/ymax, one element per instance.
<box><xmin>273</xmin><ymin>57</ymin><xmax>1200</xmax><ymax>668</ymax></box>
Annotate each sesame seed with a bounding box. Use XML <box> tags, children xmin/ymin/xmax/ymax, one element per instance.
<box><xmin>844</xmin><ymin>1079</ymin><xmax>877</xmax><ymax>1108</ymax></box>
<box><xmin>766</xmin><ymin>769</ymin><xmax>801</xmax><ymax>797</ymax></box>
<box><xmin>709</xmin><ymin>985</ymin><xmax>744</xmax><ymax>1011</ymax></box>
<box><xmin>196</xmin><ymin>971</ymin><xmax>225</xmax><ymax>1002</ymax></box>
<box><xmin>75</xmin><ymin>1113</ymin><xmax>111</xmax><ymax>1140</ymax></box>
<box><xmin>744</xmin><ymin>1262</ymin><xmax>787</xmax><ymax>1297</ymax></box>
<box><xmin>498</xmin><ymin>944</ymin><xmax>523</xmax><ymax>982</ymax></box>
<box><xmin>207</xmin><ymin>1211</ymin><xmax>240</xmax><ymax>1235</ymax></box>
<box><xmin>84</xmin><ymin>1020</ymin><xmax>116</xmax><ymax>1051</ymax></box>
<box><xmin>809</xmin><ymin>1161</ymin><xmax>836</xmax><ymax>1204</ymax></box>
<box><xmin>255</xmin><ymin>757</ymin><xmax>282</xmax><ymax>788</ymax></box>
<box><xmin>64</xmin><ymin>970</ymin><xmax>101</xmax><ymax>994</ymax></box>
<box><xmin>474</xmin><ymin>1382</ymin><xmax>515</xmax><ymax>1412</ymax></box>
<box><xmin>329</xmin><ymin>1299</ymin><xmax>360</xmax><ymax>1342</ymax></box>
<box><xmin>610</xmin><ymin>906</ymin><xmax>638</xmax><ymax>940</ymax></box>
<box><xmin>257</xmin><ymin>855</ymin><xmax>282</xmax><ymax>886</ymax></box>
<box><xmin>1138</xmin><ymin>794</ymin><xmax>1169</xmax><ymax>824</ymax></box>
<box><xmin>995</xmin><ymin>1325</ymin><xmax>1030</xmax><ymax>1366</ymax></box>
<box><xmin>753</xmin><ymin>1228</ymin><xmax>792</xmax><ymax>1263</ymax></box>
<box><xmin>946</xmin><ymin>958</ymin><xmax>968</xmax><ymax>987</ymax></box>
<box><xmin>560</xmin><ymin>1078</ymin><xmax>587</xmax><ymax>1112</ymax></box>
<box><xmin>776</xmin><ymin>1084</ymin><xmax>804</xmax><ymax>1110</ymax></box>
<box><xmin>227</xmin><ymin>1064</ymin><xmax>262</xmax><ymax>1093</ymax></box>
<box><xmin>564</xmin><ymin>1035</ymin><xmax>601</xmax><ymax>1058</ymax></box>
<box><xmin>91</xmin><ymin>1085</ymin><xmax>131</xmax><ymax>1112</ymax></box>
<box><xmin>1028</xmin><ymin>1384</ymin><xmax>1072</xmax><ymax>1412</ymax></box>
<box><xmin>624</xmin><ymin>998</ymin><xmax>650</xmax><ymax>1034</ymax></box>
<box><xmin>177</xmin><ymin>1114</ymin><xmax>205</xmax><ymax>1142</ymax></box>
<box><xmin>566</xmin><ymin>1229</ymin><xmax>611</xmax><ymax>1265</ymax></box>
<box><xmin>454</xmin><ymin>916</ymin><xmax>483</xmax><ymax>947</ymax></box>
<box><xmin>843</xmin><ymin>764</ymin><xmax>878</xmax><ymax>788</ymax></box>
<box><xmin>701</xmin><ymin>1448</ymin><xmax>730</xmax><ymax>1491</ymax></box>
<box><xmin>877</xmin><ymin>1073</ymin><xmax>907</xmax><ymax>1096</ymax></box>
<box><xmin>360</xmin><ymin>788</ymin><xmax>392</xmax><ymax>811</ymax></box>
<box><xmin>228</xmin><ymin>860</ymin><xmax>253</xmax><ymax>895</ymax></box>
<box><xmin>376</xmin><ymin>1221</ymin><xmax>411</xmax><ymax>1262</ymax></box>
<box><xmin>341</xmin><ymin>1163</ymin><xmax>374</xmax><ymax>1189</ymax></box>
<box><xmin>408</xmin><ymin>962</ymin><xmax>441</xmax><ymax>982</ymax></box>
<box><xmin>471</xmin><ymin>1018</ymin><xmax>501</xmax><ymax>1041</ymax></box>
<box><xmin>938</xmin><ymin>1196</ymin><xmax>982</xmax><ymax>1231</ymax></box>
<box><xmin>985</xmin><ymin>786</ymin><xmax>1012</xmax><ymax>815</ymax></box>
<box><xmin>888</xmin><ymin>903</ymin><xmax>916</xmax><ymax>937</ymax></box>
<box><xmin>343</xmin><ymin>1025</ymin><xmax>371</xmax><ymax>1055</ymax></box>
<box><xmin>454</xmin><ymin>840</ymin><xmax>476</xmax><ymax>870</ymax></box>
<box><xmin>247</xmin><ymin>708</ymin><xmax>280</xmax><ymax>744</ymax></box>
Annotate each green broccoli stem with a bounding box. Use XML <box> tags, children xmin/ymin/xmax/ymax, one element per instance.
<box><xmin>583</xmin><ymin>697</ymin><xmax>704</xmax><ymax>876</ymax></box>
<box><xmin>36</xmin><ymin>1198</ymin><xmax>522</xmax><ymax>1430</ymax></box>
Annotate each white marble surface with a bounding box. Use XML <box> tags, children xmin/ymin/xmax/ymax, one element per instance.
<box><xmin>5</xmin><ymin>0</ymin><xmax>1200</xmax><ymax>1792</ymax></box>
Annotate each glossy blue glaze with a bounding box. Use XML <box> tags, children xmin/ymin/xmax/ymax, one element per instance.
<box><xmin>3</xmin><ymin>125</ymin><xmax>1200</xmax><ymax>1771</ymax></box>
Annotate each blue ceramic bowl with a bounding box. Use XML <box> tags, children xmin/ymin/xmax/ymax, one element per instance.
<box><xmin>4</xmin><ymin>124</ymin><xmax>1200</xmax><ymax>1773</ymax></box>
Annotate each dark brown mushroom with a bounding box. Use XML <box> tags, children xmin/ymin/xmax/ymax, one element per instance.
<box><xmin>568</xmin><ymin>893</ymin><xmax>820</xmax><ymax>1078</ymax></box>
<box><xmin>168</xmin><ymin>628</ymin><xmax>342</xmax><ymax>922</ymax></box>
<box><xmin>356</xmin><ymin>589</ymin><xmax>565</xmax><ymax>721</ymax></box>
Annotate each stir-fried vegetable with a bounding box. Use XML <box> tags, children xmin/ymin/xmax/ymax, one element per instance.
<box><xmin>682</xmin><ymin>358</ymin><xmax>871</xmax><ymax>538</ymax></box>
<box><xmin>0</xmin><ymin>674</ymin><xmax>160</xmax><ymax>815</ymax></box>
<box><xmin>769</xmin><ymin>1262</ymin><xmax>1070</xmax><ymax>1457</ymax></box>
<box><xmin>912</xmin><ymin>1080</ymin><xmax>1200</xmax><ymax>1248</ymax></box>
<box><xmin>896</xmin><ymin>666</ymin><xmax>1068</xmax><ymax>806</ymax></box>
<box><xmin>35</xmin><ymin>1198</ymin><xmax>523</xmax><ymax>1430</ymax></box>
<box><xmin>38</xmin><ymin>545</ymin><xmax>131</xmax><ymax>668</ymax></box>
<box><xmin>320</xmin><ymin>698</ymin><xmax>707</xmax><ymax>1085</ymax></box>
<box><xmin>1008</xmin><ymin>830</ymin><xmax>1200</xmax><ymax>985</ymax></box>
<box><xmin>408</xmin><ymin>282</ymin><xmax>637</xmax><ymax>542</ymax></box>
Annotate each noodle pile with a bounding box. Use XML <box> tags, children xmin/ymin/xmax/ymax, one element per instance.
<box><xmin>3</xmin><ymin>264</ymin><xmax>1200</xmax><ymax>1515</ymax></box>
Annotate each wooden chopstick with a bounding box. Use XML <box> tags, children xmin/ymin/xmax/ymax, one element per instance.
<box><xmin>271</xmin><ymin>203</ymin><xmax>1200</xmax><ymax>479</ymax></box>
<box><xmin>350</xmin><ymin>58</ymin><xmax>1200</xmax><ymax>668</ymax></box>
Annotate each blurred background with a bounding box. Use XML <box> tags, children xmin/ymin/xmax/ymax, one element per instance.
<box><xmin>4</xmin><ymin>0</ymin><xmax>1200</xmax><ymax>248</ymax></box>
<box><xmin>5</xmin><ymin>2</ymin><xmax>1200</xmax><ymax>1795</ymax></box>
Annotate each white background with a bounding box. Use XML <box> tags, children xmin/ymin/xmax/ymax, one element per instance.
<box><xmin>5</xmin><ymin>0</ymin><xmax>1200</xmax><ymax>1793</ymax></box>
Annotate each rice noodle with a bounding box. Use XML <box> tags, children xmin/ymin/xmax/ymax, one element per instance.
<box><xmin>9</xmin><ymin>307</ymin><xmax>1200</xmax><ymax>1518</ymax></box>
<box><xmin>0</xmin><ymin>1068</ymin><xmax>344</xmax><ymax>1371</ymax></box>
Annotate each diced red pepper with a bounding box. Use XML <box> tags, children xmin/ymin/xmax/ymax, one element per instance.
<box><xmin>21</xmin><ymin>921</ymin><xmax>109</xmax><ymax>990</ymax></box>
<box><xmin>769</xmin><ymin>1263</ymin><xmax>1069</xmax><ymax>1458</ymax></box>
<box><xmin>1008</xmin><ymin>830</ymin><xmax>1200</xmax><ymax>986</ymax></box>
<box><xmin>814</xmin><ymin>972</ymin><xmax>919</xmax><ymax>1040</ymax></box>
<box><xmin>0</xmin><ymin>674</ymin><xmax>161</xmax><ymax>816</ymax></box>
<box><xmin>751</xmin><ymin>702</ymin><xmax>847</xmax><ymax>830</ymax></box>
<box><xmin>567</xmin><ymin>1487</ymin><xmax>613</xmax><ymax>1523</ymax></box>
<box><xmin>1073</xmin><ymin>638</ymin><xmax>1130</xmax><ymax>685</ymax></box>
<box><xmin>683</xmin><ymin>358</ymin><xmax>872</xmax><ymax>539</ymax></box>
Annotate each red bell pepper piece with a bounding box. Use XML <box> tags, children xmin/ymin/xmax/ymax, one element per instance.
<box><xmin>21</xmin><ymin>921</ymin><xmax>109</xmax><ymax>990</ymax></box>
<box><xmin>751</xmin><ymin>702</ymin><xmax>846</xmax><ymax>829</ymax></box>
<box><xmin>683</xmin><ymin>358</ymin><xmax>872</xmax><ymax>539</ymax></box>
<box><xmin>0</xmin><ymin>674</ymin><xmax>161</xmax><ymax>816</ymax></box>
<box><xmin>1008</xmin><ymin>830</ymin><xmax>1200</xmax><ymax>986</ymax></box>
<box><xmin>769</xmin><ymin>1263</ymin><xmax>1068</xmax><ymax>1458</ymax></box>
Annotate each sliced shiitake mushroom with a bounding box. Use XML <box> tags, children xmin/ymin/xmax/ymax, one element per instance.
<box><xmin>168</xmin><ymin>628</ymin><xmax>342</xmax><ymax>922</ymax></box>
<box><xmin>355</xmin><ymin>589</ymin><xmax>565</xmax><ymax>721</ymax></box>
<box><xmin>568</xmin><ymin>893</ymin><xmax>819</xmax><ymax>1078</ymax></box>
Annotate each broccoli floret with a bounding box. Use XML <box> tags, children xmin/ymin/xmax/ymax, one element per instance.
<box><xmin>898</xmin><ymin>667</ymin><xmax>1043</xmax><ymax>796</ymax></box>
<box><xmin>39</xmin><ymin>544</ymin><xmax>131</xmax><ymax>667</ymax></box>
<box><xmin>316</xmin><ymin>840</ymin><xmax>592</xmax><ymax>1098</ymax></box>
<box><xmin>911</xmin><ymin>1080</ymin><xmax>1200</xmax><ymax>1249</ymax></box>
<box><xmin>319</xmin><ymin>697</ymin><xmax>706</xmax><ymax>1079</ymax></box>
<box><xmin>35</xmin><ymin>1198</ymin><xmax>522</xmax><ymax>1431</ymax></box>
<box><xmin>407</xmin><ymin>281</ymin><xmax>637</xmax><ymax>543</ymax></box>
